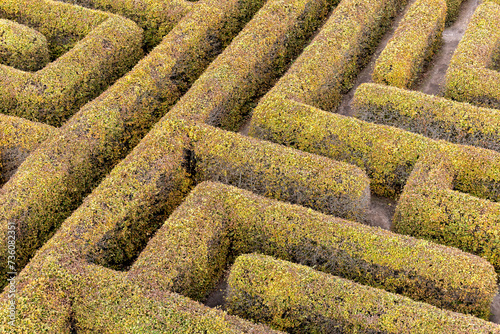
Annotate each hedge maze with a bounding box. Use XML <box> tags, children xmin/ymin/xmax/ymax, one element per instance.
<box><xmin>3</xmin><ymin>0</ymin><xmax>500</xmax><ymax>332</ymax></box>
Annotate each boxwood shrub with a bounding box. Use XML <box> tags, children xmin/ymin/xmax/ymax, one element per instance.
<box><xmin>445</xmin><ymin>2</ymin><xmax>500</xmax><ymax>108</ymax></box>
<box><xmin>227</xmin><ymin>254</ymin><xmax>500</xmax><ymax>334</ymax></box>
<box><xmin>372</xmin><ymin>0</ymin><xmax>446</xmax><ymax>88</ymax></box>
<box><xmin>128</xmin><ymin>181</ymin><xmax>497</xmax><ymax>319</ymax></box>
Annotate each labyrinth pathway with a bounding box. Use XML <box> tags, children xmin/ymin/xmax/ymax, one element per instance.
<box><xmin>2</xmin><ymin>0</ymin><xmax>500</xmax><ymax>333</ymax></box>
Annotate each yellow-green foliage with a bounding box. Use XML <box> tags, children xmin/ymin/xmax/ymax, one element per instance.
<box><xmin>86</xmin><ymin>117</ymin><xmax>369</xmax><ymax>269</ymax></box>
<box><xmin>0</xmin><ymin>0</ymin><xmax>144</xmax><ymax>126</ymax></box>
<box><xmin>58</xmin><ymin>0</ymin><xmax>194</xmax><ymax>49</ymax></box>
<box><xmin>372</xmin><ymin>0</ymin><xmax>446</xmax><ymax>88</ymax></box>
<box><xmin>193</xmin><ymin>125</ymin><xmax>370</xmax><ymax>221</ymax></box>
<box><xmin>249</xmin><ymin>95</ymin><xmax>433</xmax><ymax>198</ymax></box>
<box><xmin>227</xmin><ymin>254</ymin><xmax>500</xmax><ymax>334</ymax></box>
<box><xmin>129</xmin><ymin>181</ymin><xmax>497</xmax><ymax>319</ymax></box>
<box><xmin>0</xmin><ymin>19</ymin><xmax>49</xmax><ymax>71</ymax></box>
<box><xmin>445</xmin><ymin>2</ymin><xmax>500</xmax><ymax>108</ymax></box>
<box><xmin>353</xmin><ymin>83</ymin><xmax>500</xmax><ymax>151</ymax></box>
<box><xmin>169</xmin><ymin>0</ymin><xmax>332</xmax><ymax>131</ymax></box>
<box><xmin>73</xmin><ymin>268</ymin><xmax>281</xmax><ymax>333</ymax></box>
<box><xmin>0</xmin><ymin>114</ymin><xmax>55</xmax><ymax>184</ymax></box>
<box><xmin>446</xmin><ymin>0</ymin><xmax>467</xmax><ymax>23</ymax></box>
<box><xmin>0</xmin><ymin>206</ymin><xmax>279</xmax><ymax>333</ymax></box>
<box><xmin>0</xmin><ymin>117</ymin><xmax>367</xmax><ymax>330</ymax></box>
<box><xmin>261</xmin><ymin>0</ymin><xmax>405</xmax><ymax>112</ymax></box>
<box><xmin>250</xmin><ymin>95</ymin><xmax>500</xmax><ymax>201</ymax></box>
<box><xmin>0</xmin><ymin>0</ymin><xmax>261</xmax><ymax>284</ymax></box>
<box><xmin>1</xmin><ymin>0</ymin><xmax>108</xmax><ymax>59</ymax></box>
<box><xmin>394</xmin><ymin>149</ymin><xmax>500</xmax><ymax>272</ymax></box>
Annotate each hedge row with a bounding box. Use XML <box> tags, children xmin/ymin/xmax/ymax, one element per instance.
<box><xmin>249</xmin><ymin>96</ymin><xmax>431</xmax><ymax>197</ymax></box>
<box><xmin>192</xmin><ymin>125</ymin><xmax>370</xmax><ymax>221</ymax></box>
<box><xmin>445</xmin><ymin>2</ymin><xmax>500</xmax><ymax>108</ymax></box>
<box><xmin>353</xmin><ymin>83</ymin><xmax>500</xmax><ymax>151</ymax></box>
<box><xmin>249</xmin><ymin>95</ymin><xmax>500</xmax><ymax>201</ymax></box>
<box><xmin>84</xmin><ymin>118</ymin><xmax>368</xmax><ymax>270</ymax></box>
<box><xmin>169</xmin><ymin>0</ymin><xmax>332</xmax><ymax>131</ymax></box>
<box><xmin>0</xmin><ymin>118</ymin><xmax>366</xmax><ymax>330</ymax></box>
<box><xmin>0</xmin><ymin>114</ymin><xmax>55</xmax><ymax>185</ymax></box>
<box><xmin>0</xmin><ymin>19</ymin><xmax>49</xmax><ymax>71</ymax></box>
<box><xmin>74</xmin><ymin>268</ymin><xmax>282</xmax><ymax>333</ymax></box>
<box><xmin>394</xmin><ymin>150</ymin><xmax>500</xmax><ymax>272</ymax></box>
<box><xmin>1</xmin><ymin>0</ymin><xmax>107</xmax><ymax>59</ymax></box>
<box><xmin>445</xmin><ymin>0</ymin><xmax>467</xmax><ymax>23</ymax></box>
<box><xmin>0</xmin><ymin>214</ymin><xmax>280</xmax><ymax>333</ymax></box>
<box><xmin>260</xmin><ymin>0</ymin><xmax>405</xmax><ymax>112</ymax></box>
<box><xmin>0</xmin><ymin>0</ymin><xmax>144</xmax><ymax>126</ymax></box>
<box><xmin>227</xmin><ymin>254</ymin><xmax>500</xmax><ymax>334</ymax></box>
<box><xmin>129</xmin><ymin>181</ymin><xmax>497</xmax><ymax>319</ymax></box>
<box><xmin>372</xmin><ymin>0</ymin><xmax>446</xmax><ymax>88</ymax></box>
<box><xmin>0</xmin><ymin>0</ymin><xmax>263</xmax><ymax>286</ymax></box>
<box><xmin>57</xmin><ymin>0</ymin><xmax>194</xmax><ymax>50</ymax></box>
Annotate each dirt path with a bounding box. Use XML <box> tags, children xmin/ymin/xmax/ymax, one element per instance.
<box><xmin>203</xmin><ymin>269</ymin><xmax>230</xmax><ymax>309</ymax></box>
<box><xmin>417</xmin><ymin>0</ymin><xmax>481</xmax><ymax>95</ymax></box>
<box><xmin>234</xmin><ymin>0</ymin><xmax>500</xmax><ymax>324</ymax></box>
<box><xmin>336</xmin><ymin>0</ymin><xmax>417</xmax><ymax>117</ymax></box>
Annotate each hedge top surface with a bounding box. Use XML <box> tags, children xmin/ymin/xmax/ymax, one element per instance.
<box><xmin>0</xmin><ymin>19</ymin><xmax>50</xmax><ymax>71</ymax></box>
<box><xmin>227</xmin><ymin>253</ymin><xmax>500</xmax><ymax>334</ymax></box>
<box><xmin>129</xmin><ymin>180</ymin><xmax>497</xmax><ymax>318</ymax></box>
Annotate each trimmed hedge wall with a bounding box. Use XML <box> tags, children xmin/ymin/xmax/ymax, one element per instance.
<box><xmin>0</xmin><ymin>117</ymin><xmax>366</xmax><ymax>330</ymax></box>
<box><xmin>169</xmin><ymin>0</ymin><xmax>332</xmax><ymax>131</ymax></box>
<box><xmin>128</xmin><ymin>181</ymin><xmax>497</xmax><ymax>319</ymax></box>
<box><xmin>74</xmin><ymin>267</ymin><xmax>282</xmax><ymax>333</ymax></box>
<box><xmin>0</xmin><ymin>230</ymin><xmax>280</xmax><ymax>333</ymax></box>
<box><xmin>249</xmin><ymin>95</ymin><xmax>500</xmax><ymax>201</ymax></box>
<box><xmin>85</xmin><ymin>118</ymin><xmax>369</xmax><ymax>270</ymax></box>
<box><xmin>57</xmin><ymin>0</ymin><xmax>194</xmax><ymax>50</ymax></box>
<box><xmin>353</xmin><ymin>83</ymin><xmax>500</xmax><ymax>151</ymax></box>
<box><xmin>0</xmin><ymin>114</ymin><xmax>55</xmax><ymax>185</ymax></box>
<box><xmin>0</xmin><ymin>0</ymin><xmax>144</xmax><ymax>126</ymax></box>
<box><xmin>227</xmin><ymin>254</ymin><xmax>500</xmax><ymax>334</ymax></box>
<box><xmin>0</xmin><ymin>0</ymin><xmax>264</xmax><ymax>286</ymax></box>
<box><xmin>0</xmin><ymin>19</ymin><xmax>49</xmax><ymax>71</ymax></box>
<box><xmin>445</xmin><ymin>2</ymin><xmax>500</xmax><ymax>108</ymax></box>
<box><xmin>446</xmin><ymin>0</ymin><xmax>467</xmax><ymax>23</ymax></box>
<box><xmin>372</xmin><ymin>0</ymin><xmax>446</xmax><ymax>88</ymax></box>
<box><xmin>261</xmin><ymin>0</ymin><xmax>405</xmax><ymax>112</ymax></box>
<box><xmin>394</xmin><ymin>150</ymin><xmax>500</xmax><ymax>272</ymax></box>
<box><xmin>192</xmin><ymin>126</ymin><xmax>370</xmax><ymax>221</ymax></box>
<box><xmin>249</xmin><ymin>95</ymin><xmax>433</xmax><ymax>198</ymax></box>
<box><xmin>0</xmin><ymin>0</ymin><xmax>108</xmax><ymax>59</ymax></box>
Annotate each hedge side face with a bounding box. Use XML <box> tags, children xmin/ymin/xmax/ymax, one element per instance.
<box><xmin>0</xmin><ymin>0</ymin><xmax>267</xmax><ymax>288</ymax></box>
<box><xmin>56</xmin><ymin>0</ymin><xmax>194</xmax><ymax>49</ymax></box>
<box><xmin>128</xmin><ymin>181</ymin><xmax>496</xmax><ymax>319</ymax></box>
<box><xmin>0</xmin><ymin>115</ymin><xmax>55</xmax><ymax>186</ymax></box>
<box><xmin>192</xmin><ymin>126</ymin><xmax>370</xmax><ymax>221</ymax></box>
<box><xmin>169</xmin><ymin>0</ymin><xmax>332</xmax><ymax>131</ymax></box>
<box><xmin>353</xmin><ymin>83</ymin><xmax>500</xmax><ymax>152</ymax></box>
<box><xmin>372</xmin><ymin>0</ymin><xmax>446</xmax><ymax>88</ymax></box>
<box><xmin>394</xmin><ymin>150</ymin><xmax>500</xmax><ymax>273</ymax></box>
<box><xmin>261</xmin><ymin>0</ymin><xmax>405</xmax><ymax>112</ymax></box>
<box><xmin>250</xmin><ymin>95</ymin><xmax>500</xmax><ymax>201</ymax></box>
<box><xmin>0</xmin><ymin>19</ymin><xmax>49</xmax><ymax>71</ymax></box>
<box><xmin>249</xmin><ymin>96</ymin><xmax>433</xmax><ymax>198</ymax></box>
<box><xmin>226</xmin><ymin>254</ymin><xmax>500</xmax><ymax>334</ymax></box>
<box><xmin>445</xmin><ymin>2</ymin><xmax>500</xmax><ymax>108</ymax></box>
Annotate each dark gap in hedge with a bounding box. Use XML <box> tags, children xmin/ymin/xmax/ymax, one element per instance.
<box><xmin>222</xmin><ymin>1</ymin><xmax>340</xmax><ymax>132</ymax></box>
